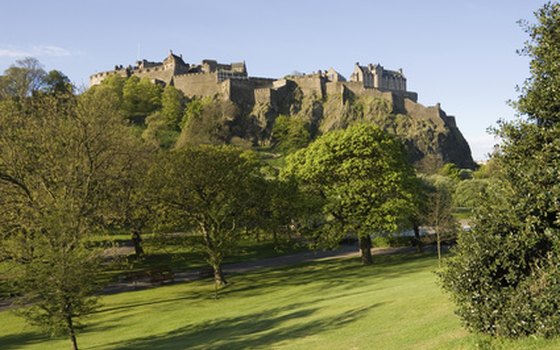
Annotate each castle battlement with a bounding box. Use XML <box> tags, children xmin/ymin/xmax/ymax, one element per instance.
<box><xmin>90</xmin><ymin>50</ymin><xmax>417</xmax><ymax>111</ymax></box>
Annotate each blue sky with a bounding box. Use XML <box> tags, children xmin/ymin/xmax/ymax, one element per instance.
<box><xmin>0</xmin><ymin>0</ymin><xmax>550</xmax><ymax>161</ymax></box>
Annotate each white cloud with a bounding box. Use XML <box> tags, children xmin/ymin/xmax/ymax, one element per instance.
<box><xmin>0</xmin><ymin>48</ymin><xmax>31</xmax><ymax>58</ymax></box>
<box><xmin>0</xmin><ymin>45</ymin><xmax>72</xmax><ymax>58</ymax></box>
<box><xmin>31</xmin><ymin>45</ymin><xmax>71</xmax><ymax>57</ymax></box>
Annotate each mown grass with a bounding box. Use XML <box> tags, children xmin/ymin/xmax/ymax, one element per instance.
<box><xmin>1</xmin><ymin>252</ymin><xmax>559</xmax><ymax>349</ymax></box>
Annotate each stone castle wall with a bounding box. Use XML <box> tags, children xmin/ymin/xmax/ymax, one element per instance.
<box><xmin>173</xmin><ymin>72</ymin><xmax>221</xmax><ymax>98</ymax></box>
<box><xmin>90</xmin><ymin>53</ymin><xmax>429</xmax><ymax>122</ymax></box>
<box><xmin>289</xmin><ymin>75</ymin><xmax>326</xmax><ymax>99</ymax></box>
<box><xmin>128</xmin><ymin>65</ymin><xmax>174</xmax><ymax>84</ymax></box>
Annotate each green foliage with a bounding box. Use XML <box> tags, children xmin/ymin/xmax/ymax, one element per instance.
<box><xmin>438</xmin><ymin>163</ymin><xmax>461</xmax><ymax>180</ymax></box>
<box><xmin>0</xmin><ymin>57</ymin><xmax>46</xmax><ymax>99</ymax></box>
<box><xmin>283</xmin><ymin>123</ymin><xmax>416</xmax><ymax>264</ymax></box>
<box><xmin>146</xmin><ymin>145</ymin><xmax>263</xmax><ymax>285</ymax></box>
<box><xmin>42</xmin><ymin>70</ymin><xmax>73</xmax><ymax>95</ymax></box>
<box><xmin>256</xmin><ymin>177</ymin><xmax>322</xmax><ymax>250</ymax></box>
<box><xmin>517</xmin><ymin>2</ymin><xmax>560</xmax><ymax>127</ymax></box>
<box><xmin>0</xmin><ymin>90</ymin><xmax>143</xmax><ymax>346</ymax></box>
<box><xmin>97</xmin><ymin>74</ymin><xmax>126</xmax><ymax>106</ymax></box>
<box><xmin>423</xmin><ymin>175</ymin><xmax>459</xmax><ymax>265</ymax></box>
<box><xmin>271</xmin><ymin>115</ymin><xmax>311</xmax><ymax>153</ymax></box>
<box><xmin>122</xmin><ymin>76</ymin><xmax>163</xmax><ymax>122</ymax></box>
<box><xmin>161</xmin><ymin>85</ymin><xmax>185</xmax><ymax>126</ymax></box>
<box><xmin>473</xmin><ymin>159</ymin><xmax>500</xmax><ymax>179</ymax></box>
<box><xmin>453</xmin><ymin>178</ymin><xmax>491</xmax><ymax>208</ymax></box>
<box><xmin>441</xmin><ymin>3</ymin><xmax>560</xmax><ymax>338</ymax></box>
<box><xmin>180</xmin><ymin>96</ymin><xmax>209</xmax><ymax>129</ymax></box>
<box><xmin>142</xmin><ymin>111</ymin><xmax>181</xmax><ymax>149</ymax></box>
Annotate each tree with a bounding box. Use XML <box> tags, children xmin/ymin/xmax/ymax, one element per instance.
<box><xmin>122</xmin><ymin>76</ymin><xmax>162</xmax><ymax>122</ymax></box>
<box><xmin>0</xmin><ymin>88</ymin><xmax>142</xmax><ymax>349</ymax></box>
<box><xmin>408</xmin><ymin>177</ymin><xmax>433</xmax><ymax>253</ymax></box>
<box><xmin>283</xmin><ymin>123</ymin><xmax>415</xmax><ymax>265</ymax></box>
<box><xmin>257</xmin><ymin>177</ymin><xmax>321</xmax><ymax>249</ymax></box>
<box><xmin>161</xmin><ymin>84</ymin><xmax>185</xmax><ymax>126</ymax></box>
<box><xmin>271</xmin><ymin>115</ymin><xmax>311</xmax><ymax>153</ymax></box>
<box><xmin>424</xmin><ymin>176</ymin><xmax>458</xmax><ymax>267</ymax></box>
<box><xmin>453</xmin><ymin>178</ymin><xmax>490</xmax><ymax>209</ymax></box>
<box><xmin>440</xmin><ymin>2</ymin><xmax>560</xmax><ymax>338</ymax></box>
<box><xmin>0</xmin><ymin>57</ymin><xmax>46</xmax><ymax>99</ymax></box>
<box><xmin>142</xmin><ymin>86</ymin><xmax>185</xmax><ymax>148</ymax></box>
<box><xmin>42</xmin><ymin>70</ymin><xmax>73</xmax><ymax>95</ymax></box>
<box><xmin>147</xmin><ymin>145</ymin><xmax>261</xmax><ymax>286</ymax></box>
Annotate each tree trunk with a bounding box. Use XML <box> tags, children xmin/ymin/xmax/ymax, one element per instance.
<box><xmin>359</xmin><ymin>235</ymin><xmax>373</xmax><ymax>265</ymax></box>
<box><xmin>213</xmin><ymin>264</ymin><xmax>227</xmax><ymax>286</ymax></box>
<box><xmin>436</xmin><ymin>229</ymin><xmax>442</xmax><ymax>268</ymax></box>
<box><xmin>66</xmin><ymin>312</ymin><xmax>78</xmax><ymax>350</ymax></box>
<box><xmin>413</xmin><ymin>223</ymin><xmax>423</xmax><ymax>253</ymax></box>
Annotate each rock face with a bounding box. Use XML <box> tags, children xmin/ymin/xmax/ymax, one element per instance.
<box><xmin>235</xmin><ymin>83</ymin><xmax>477</xmax><ymax>170</ymax></box>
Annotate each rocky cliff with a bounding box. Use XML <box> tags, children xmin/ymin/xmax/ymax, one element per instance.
<box><xmin>228</xmin><ymin>81</ymin><xmax>476</xmax><ymax>170</ymax></box>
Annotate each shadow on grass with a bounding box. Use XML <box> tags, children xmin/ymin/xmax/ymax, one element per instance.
<box><xmin>93</xmin><ymin>293</ymin><xmax>206</xmax><ymax>315</ymax></box>
<box><xmin>0</xmin><ymin>332</ymin><xmax>46</xmax><ymax>349</ymax></box>
<box><xmin>217</xmin><ymin>252</ymin><xmax>437</xmax><ymax>299</ymax></box>
<box><xmin>110</xmin><ymin>302</ymin><xmax>380</xmax><ymax>350</ymax></box>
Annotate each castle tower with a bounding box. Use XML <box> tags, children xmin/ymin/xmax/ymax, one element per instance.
<box><xmin>163</xmin><ymin>50</ymin><xmax>189</xmax><ymax>75</ymax></box>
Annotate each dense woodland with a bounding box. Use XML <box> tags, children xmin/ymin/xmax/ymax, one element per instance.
<box><xmin>1</xmin><ymin>2</ymin><xmax>560</xmax><ymax>349</ymax></box>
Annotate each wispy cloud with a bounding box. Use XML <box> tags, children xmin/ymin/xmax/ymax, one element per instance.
<box><xmin>0</xmin><ymin>45</ymin><xmax>72</xmax><ymax>58</ymax></box>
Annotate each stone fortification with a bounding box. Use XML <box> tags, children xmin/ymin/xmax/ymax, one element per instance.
<box><xmin>89</xmin><ymin>50</ymin><xmax>475</xmax><ymax>168</ymax></box>
<box><xmin>89</xmin><ymin>51</ymin><xmax>418</xmax><ymax>112</ymax></box>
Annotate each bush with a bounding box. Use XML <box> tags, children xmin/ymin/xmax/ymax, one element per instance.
<box><xmin>440</xmin><ymin>224</ymin><xmax>560</xmax><ymax>338</ymax></box>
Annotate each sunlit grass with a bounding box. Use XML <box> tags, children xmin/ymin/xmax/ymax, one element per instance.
<box><xmin>1</xmin><ymin>253</ymin><xmax>559</xmax><ymax>349</ymax></box>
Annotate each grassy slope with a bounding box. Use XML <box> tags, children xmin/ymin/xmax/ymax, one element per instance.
<box><xmin>1</xmin><ymin>253</ymin><xmax>559</xmax><ymax>350</ymax></box>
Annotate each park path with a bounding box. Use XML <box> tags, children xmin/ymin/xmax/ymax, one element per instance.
<box><xmin>101</xmin><ymin>244</ymin><xmax>417</xmax><ymax>294</ymax></box>
<box><xmin>0</xmin><ymin>245</ymin><xmax>418</xmax><ymax>311</ymax></box>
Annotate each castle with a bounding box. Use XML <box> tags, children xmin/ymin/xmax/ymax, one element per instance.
<box><xmin>89</xmin><ymin>51</ymin><xmax>433</xmax><ymax>118</ymax></box>
<box><xmin>90</xmin><ymin>50</ymin><xmax>473</xmax><ymax>168</ymax></box>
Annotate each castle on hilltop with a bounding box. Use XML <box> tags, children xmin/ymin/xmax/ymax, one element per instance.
<box><xmin>89</xmin><ymin>50</ymin><xmax>423</xmax><ymax>115</ymax></box>
<box><xmin>89</xmin><ymin>50</ymin><xmax>473</xmax><ymax>168</ymax></box>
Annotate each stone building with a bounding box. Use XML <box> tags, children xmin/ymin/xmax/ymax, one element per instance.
<box><xmin>349</xmin><ymin>62</ymin><xmax>407</xmax><ymax>92</ymax></box>
<box><xmin>90</xmin><ymin>51</ymin><xmax>424</xmax><ymax>119</ymax></box>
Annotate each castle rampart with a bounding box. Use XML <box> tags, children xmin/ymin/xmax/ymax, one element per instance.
<box><xmin>89</xmin><ymin>50</ymin><xmax>431</xmax><ymax>122</ymax></box>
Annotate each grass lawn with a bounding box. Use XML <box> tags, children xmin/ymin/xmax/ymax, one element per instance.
<box><xmin>1</xmin><ymin>252</ymin><xmax>559</xmax><ymax>349</ymax></box>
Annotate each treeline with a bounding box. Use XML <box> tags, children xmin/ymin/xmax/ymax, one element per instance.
<box><xmin>0</xmin><ymin>57</ymin><xmax>475</xmax><ymax>349</ymax></box>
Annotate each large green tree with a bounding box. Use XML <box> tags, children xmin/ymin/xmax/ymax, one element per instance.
<box><xmin>142</xmin><ymin>85</ymin><xmax>186</xmax><ymax>148</ymax></box>
<box><xmin>0</xmin><ymin>57</ymin><xmax>46</xmax><ymax>99</ymax></box>
<box><xmin>0</xmin><ymin>89</ymin><xmax>142</xmax><ymax>349</ymax></box>
<box><xmin>440</xmin><ymin>2</ymin><xmax>560</xmax><ymax>338</ymax></box>
<box><xmin>283</xmin><ymin>123</ymin><xmax>415</xmax><ymax>265</ymax></box>
<box><xmin>122</xmin><ymin>76</ymin><xmax>162</xmax><ymax>122</ymax></box>
<box><xmin>147</xmin><ymin>145</ymin><xmax>261</xmax><ymax>286</ymax></box>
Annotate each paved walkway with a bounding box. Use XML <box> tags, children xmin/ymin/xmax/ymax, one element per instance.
<box><xmin>101</xmin><ymin>244</ymin><xmax>417</xmax><ymax>294</ymax></box>
<box><xmin>0</xmin><ymin>244</ymin><xmax>420</xmax><ymax>311</ymax></box>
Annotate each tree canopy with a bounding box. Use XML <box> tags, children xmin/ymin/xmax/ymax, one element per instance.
<box><xmin>0</xmin><ymin>88</ymin><xmax>143</xmax><ymax>349</ymax></box>
<box><xmin>283</xmin><ymin>123</ymin><xmax>415</xmax><ymax>265</ymax></box>
<box><xmin>147</xmin><ymin>145</ymin><xmax>262</xmax><ymax>285</ymax></box>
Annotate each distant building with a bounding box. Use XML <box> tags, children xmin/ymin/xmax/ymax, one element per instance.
<box><xmin>89</xmin><ymin>50</ymin><xmax>415</xmax><ymax>109</ymax></box>
<box><xmin>349</xmin><ymin>62</ymin><xmax>406</xmax><ymax>92</ymax></box>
